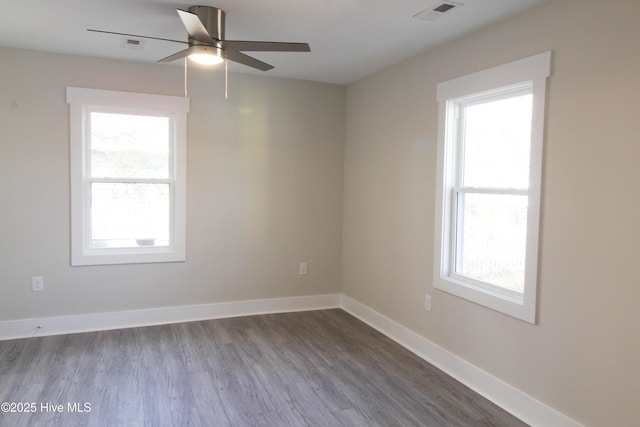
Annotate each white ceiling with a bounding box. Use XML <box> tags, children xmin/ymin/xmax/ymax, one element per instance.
<box><xmin>0</xmin><ymin>0</ymin><xmax>549</xmax><ymax>84</ymax></box>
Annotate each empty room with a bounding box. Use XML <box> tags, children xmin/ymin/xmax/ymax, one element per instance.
<box><xmin>0</xmin><ymin>0</ymin><xmax>638</xmax><ymax>426</ymax></box>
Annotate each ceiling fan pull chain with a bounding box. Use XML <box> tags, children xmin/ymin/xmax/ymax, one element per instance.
<box><xmin>225</xmin><ymin>60</ymin><xmax>229</xmax><ymax>100</ymax></box>
<box><xmin>184</xmin><ymin>58</ymin><xmax>188</xmax><ymax>97</ymax></box>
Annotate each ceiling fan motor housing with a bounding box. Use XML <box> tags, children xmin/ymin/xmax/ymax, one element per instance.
<box><xmin>189</xmin><ymin>6</ymin><xmax>225</xmax><ymax>40</ymax></box>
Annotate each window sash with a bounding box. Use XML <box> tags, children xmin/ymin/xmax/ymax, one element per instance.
<box><xmin>84</xmin><ymin>108</ymin><xmax>177</xmax><ymax>252</ymax></box>
<box><xmin>447</xmin><ymin>92</ymin><xmax>533</xmax><ymax>299</ymax></box>
<box><xmin>450</xmin><ymin>187</ymin><xmax>528</xmax><ymax>301</ymax></box>
<box><xmin>85</xmin><ymin>179</ymin><xmax>175</xmax><ymax>251</ymax></box>
<box><xmin>86</xmin><ymin>108</ymin><xmax>175</xmax><ymax>180</ymax></box>
<box><xmin>448</xmin><ymin>84</ymin><xmax>532</xmax><ymax>298</ymax></box>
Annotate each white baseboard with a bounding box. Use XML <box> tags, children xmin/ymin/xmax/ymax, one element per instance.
<box><xmin>0</xmin><ymin>292</ymin><xmax>579</xmax><ymax>427</ymax></box>
<box><xmin>0</xmin><ymin>293</ymin><xmax>341</xmax><ymax>341</ymax></box>
<box><xmin>340</xmin><ymin>295</ymin><xmax>581</xmax><ymax>427</ymax></box>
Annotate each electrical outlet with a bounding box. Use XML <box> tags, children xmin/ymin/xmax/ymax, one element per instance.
<box><xmin>424</xmin><ymin>294</ymin><xmax>432</xmax><ymax>312</ymax></box>
<box><xmin>32</xmin><ymin>276</ymin><xmax>44</xmax><ymax>292</ymax></box>
<box><xmin>298</xmin><ymin>262</ymin><xmax>308</xmax><ymax>276</ymax></box>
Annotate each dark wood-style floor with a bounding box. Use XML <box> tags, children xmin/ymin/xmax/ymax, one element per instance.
<box><xmin>0</xmin><ymin>309</ymin><xmax>527</xmax><ymax>426</ymax></box>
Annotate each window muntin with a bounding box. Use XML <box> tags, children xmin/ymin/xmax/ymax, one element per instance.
<box><xmin>67</xmin><ymin>87</ymin><xmax>188</xmax><ymax>266</ymax></box>
<box><xmin>434</xmin><ymin>52</ymin><xmax>551</xmax><ymax>323</ymax></box>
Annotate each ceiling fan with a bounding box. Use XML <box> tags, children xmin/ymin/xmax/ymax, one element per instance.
<box><xmin>88</xmin><ymin>5</ymin><xmax>311</xmax><ymax>71</ymax></box>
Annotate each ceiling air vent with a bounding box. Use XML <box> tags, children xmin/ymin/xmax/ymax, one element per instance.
<box><xmin>413</xmin><ymin>1</ymin><xmax>464</xmax><ymax>21</ymax></box>
<box><xmin>121</xmin><ymin>37</ymin><xmax>145</xmax><ymax>50</ymax></box>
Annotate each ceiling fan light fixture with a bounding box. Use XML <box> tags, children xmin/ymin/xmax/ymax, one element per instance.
<box><xmin>188</xmin><ymin>45</ymin><xmax>224</xmax><ymax>65</ymax></box>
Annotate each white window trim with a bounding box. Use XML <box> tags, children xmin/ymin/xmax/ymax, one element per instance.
<box><xmin>67</xmin><ymin>87</ymin><xmax>189</xmax><ymax>266</ymax></box>
<box><xmin>433</xmin><ymin>52</ymin><xmax>551</xmax><ymax>323</ymax></box>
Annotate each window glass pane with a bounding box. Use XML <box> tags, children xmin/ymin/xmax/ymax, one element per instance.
<box><xmin>90</xmin><ymin>112</ymin><xmax>170</xmax><ymax>179</ymax></box>
<box><xmin>91</xmin><ymin>183</ymin><xmax>170</xmax><ymax>249</ymax></box>
<box><xmin>462</xmin><ymin>93</ymin><xmax>532</xmax><ymax>189</ymax></box>
<box><xmin>455</xmin><ymin>193</ymin><xmax>527</xmax><ymax>293</ymax></box>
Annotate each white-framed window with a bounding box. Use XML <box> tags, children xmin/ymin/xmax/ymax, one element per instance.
<box><xmin>433</xmin><ymin>52</ymin><xmax>551</xmax><ymax>323</ymax></box>
<box><xmin>66</xmin><ymin>87</ymin><xmax>189</xmax><ymax>266</ymax></box>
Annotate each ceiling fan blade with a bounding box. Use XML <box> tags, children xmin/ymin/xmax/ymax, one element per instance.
<box><xmin>158</xmin><ymin>48</ymin><xmax>191</xmax><ymax>63</ymax></box>
<box><xmin>223</xmin><ymin>41</ymin><xmax>311</xmax><ymax>52</ymax></box>
<box><xmin>87</xmin><ymin>29</ymin><xmax>186</xmax><ymax>44</ymax></box>
<box><xmin>224</xmin><ymin>51</ymin><xmax>274</xmax><ymax>71</ymax></box>
<box><xmin>177</xmin><ymin>9</ymin><xmax>213</xmax><ymax>43</ymax></box>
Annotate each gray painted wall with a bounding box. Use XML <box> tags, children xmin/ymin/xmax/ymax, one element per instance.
<box><xmin>343</xmin><ymin>0</ymin><xmax>640</xmax><ymax>425</ymax></box>
<box><xmin>0</xmin><ymin>48</ymin><xmax>345</xmax><ymax>319</ymax></box>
